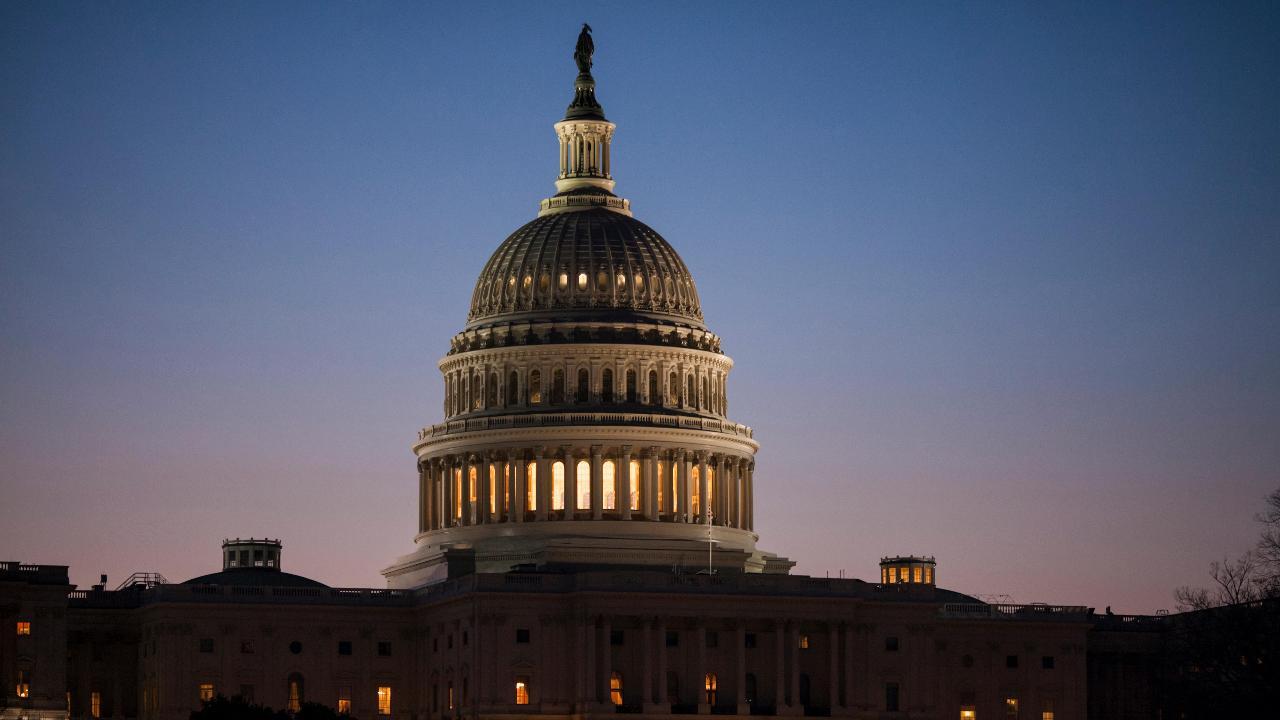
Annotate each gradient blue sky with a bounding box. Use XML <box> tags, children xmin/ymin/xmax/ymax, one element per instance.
<box><xmin>2</xmin><ymin>1</ymin><xmax>1277</xmax><ymax>612</ymax></box>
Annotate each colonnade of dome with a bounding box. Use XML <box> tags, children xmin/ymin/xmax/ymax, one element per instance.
<box><xmin>415</xmin><ymin>446</ymin><xmax>755</xmax><ymax>534</ymax></box>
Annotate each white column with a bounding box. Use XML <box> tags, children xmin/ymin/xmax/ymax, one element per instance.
<box><xmin>590</xmin><ymin>445</ymin><xmax>604</xmax><ymax>520</ymax></box>
<box><xmin>680</xmin><ymin>451</ymin><xmax>693</xmax><ymax>523</ymax></box>
<box><xmin>699</xmin><ymin>452</ymin><xmax>711</xmax><ymax>525</ymax></box>
<box><xmin>620</xmin><ymin>445</ymin><xmax>633</xmax><ymax>520</ymax></box>
<box><xmin>563</xmin><ymin>446</ymin><xmax>576</xmax><ymax>520</ymax></box>
<box><xmin>513</xmin><ymin>454</ymin><xmax>526</xmax><ymax>523</ymax></box>
<box><xmin>536</xmin><ymin>448</ymin><xmax>550</xmax><ymax>521</ymax></box>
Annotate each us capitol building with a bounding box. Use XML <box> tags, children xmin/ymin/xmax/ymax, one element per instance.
<box><xmin>3</xmin><ymin>28</ymin><xmax>1164</xmax><ymax>720</ymax></box>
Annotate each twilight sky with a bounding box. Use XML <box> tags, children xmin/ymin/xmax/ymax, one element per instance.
<box><xmin>2</xmin><ymin>1</ymin><xmax>1278</xmax><ymax>613</ymax></box>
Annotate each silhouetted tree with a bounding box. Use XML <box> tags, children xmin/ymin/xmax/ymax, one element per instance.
<box><xmin>191</xmin><ymin>696</ymin><xmax>354</xmax><ymax>720</ymax></box>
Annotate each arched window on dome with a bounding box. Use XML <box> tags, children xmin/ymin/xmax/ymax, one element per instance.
<box><xmin>626</xmin><ymin>370</ymin><xmax>637</xmax><ymax>403</ymax></box>
<box><xmin>629</xmin><ymin>459</ymin><xmax>641</xmax><ymax>511</ymax></box>
<box><xmin>669</xmin><ymin>372</ymin><xmax>679</xmax><ymax>406</ymax></box>
<box><xmin>596</xmin><ymin>270</ymin><xmax>609</xmax><ymax>292</ymax></box>
<box><xmin>558</xmin><ymin>272</ymin><xmax>568</xmax><ymax>291</ymax></box>
<box><xmin>601</xmin><ymin>369</ymin><xmax>614</xmax><ymax>403</ymax></box>
<box><xmin>525</xmin><ymin>462</ymin><xmax>537</xmax><ymax>512</ymax></box>
<box><xmin>577</xmin><ymin>368</ymin><xmax>589</xmax><ymax>404</ymax></box>
<box><xmin>552</xmin><ymin>369</ymin><xmax>565</xmax><ymax>404</ymax></box>
<box><xmin>634</xmin><ymin>273</ymin><xmax>644</xmax><ymax>293</ymax></box>
<box><xmin>539</xmin><ymin>272</ymin><xmax>550</xmax><ymax>293</ymax></box>
<box><xmin>576</xmin><ymin>460</ymin><xmax>591</xmax><ymax>511</ymax></box>
<box><xmin>528</xmin><ymin>370</ymin><xmax>541</xmax><ymax>405</ymax></box>
<box><xmin>473</xmin><ymin>371</ymin><xmax>482</xmax><ymax>411</ymax></box>
<box><xmin>578</xmin><ymin>272</ymin><xmax>588</xmax><ymax>291</ymax></box>
<box><xmin>690</xmin><ymin>465</ymin><xmax>701</xmax><ymax>517</ymax></box>
<box><xmin>702</xmin><ymin>377</ymin><xmax>709</xmax><ymax>411</ymax></box>
<box><xmin>603</xmin><ymin>460</ymin><xmax>616</xmax><ymax>510</ymax></box>
<box><xmin>487</xmin><ymin>372</ymin><xmax>497</xmax><ymax>408</ymax></box>
<box><xmin>615</xmin><ymin>272</ymin><xmax>626</xmax><ymax>289</ymax></box>
<box><xmin>460</xmin><ymin>375</ymin><xmax>468</xmax><ymax>413</ymax></box>
<box><xmin>648</xmin><ymin>370</ymin><xmax>659</xmax><ymax>406</ymax></box>
<box><xmin>686</xmin><ymin>376</ymin><xmax>695</xmax><ymax>409</ymax></box>
<box><xmin>552</xmin><ymin>462</ymin><xmax>565</xmax><ymax>511</ymax></box>
<box><xmin>508</xmin><ymin>371</ymin><xmax>519</xmax><ymax>407</ymax></box>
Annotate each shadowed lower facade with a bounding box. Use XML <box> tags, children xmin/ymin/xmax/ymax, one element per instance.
<box><xmin>2</xmin><ymin>28</ymin><xmax>1171</xmax><ymax>720</ymax></box>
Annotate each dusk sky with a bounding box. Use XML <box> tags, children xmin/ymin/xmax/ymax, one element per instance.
<box><xmin>3</xmin><ymin>1</ymin><xmax>1277</xmax><ymax>613</ymax></box>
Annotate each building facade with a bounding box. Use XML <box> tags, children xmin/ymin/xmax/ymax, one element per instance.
<box><xmin>3</xmin><ymin>29</ymin><xmax>1169</xmax><ymax>720</ymax></box>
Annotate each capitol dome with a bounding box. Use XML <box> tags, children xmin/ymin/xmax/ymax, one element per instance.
<box><xmin>383</xmin><ymin>26</ymin><xmax>792</xmax><ymax>589</ymax></box>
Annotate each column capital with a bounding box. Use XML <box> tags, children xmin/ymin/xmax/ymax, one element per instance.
<box><xmin>620</xmin><ymin>444</ymin><xmax>633</xmax><ymax>455</ymax></box>
<box><xmin>533</xmin><ymin>445</ymin><xmax>547</xmax><ymax>458</ymax></box>
<box><xmin>590</xmin><ymin>444</ymin><xmax>603</xmax><ymax>456</ymax></box>
<box><xmin>694</xmin><ymin>450</ymin><xmax>709</xmax><ymax>462</ymax></box>
<box><xmin>644</xmin><ymin>445</ymin><xmax>659</xmax><ymax>458</ymax></box>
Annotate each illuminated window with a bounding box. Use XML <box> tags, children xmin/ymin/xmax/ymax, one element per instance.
<box><xmin>522</xmin><ymin>275</ymin><xmax>532</xmax><ymax>293</ymax></box>
<box><xmin>453</xmin><ymin>467</ymin><xmax>462</xmax><ymax>519</ymax></box>
<box><xmin>671</xmin><ymin>462</ymin><xmax>680</xmax><ymax>513</ymax></box>
<box><xmin>635</xmin><ymin>273</ymin><xmax>644</xmax><ymax>290</ymax></box>
<box><xmin>1041</xmin><ymin>699</ymin><xmax>1054</xmax><ymax>720</ymax></box>
<box><xmin>913</xmin><ymin>566</ymin><xmax>923</xmax><ymax>583</ymax></box>
<box><xmin>514</xmin><ymin>676</ymin><xmax>530</xmax><ymax>705</ymax></box>
<box><xmin>798</xmin><ymin>634</ymin><xmax>810</xmax><ymax>649</ymax></box>
<box><xmin>539</xmin><ymin>272</ymin><xmax>549</xmax><ymax>292</ymax></box>
<box><xmin>1005</xmin><ymin>697</ymin><xmax>1019</xmax><ymax>718</ymax></box>
<box><xmin>577</xmin><ymin>272</ymin><xmax>588</xmax><ymax>290</ymax></box>
<box><xmin>690</xmin><ymin>465</ymin><xmax>701</xmax><ymax>516</ymax></box>
<box><xmin>881</xmin><ymin>568</ymin><xmax>887</xmax><ymax>583</ymax></box>
<box><xmin>489</xmin><ymin>465</ymin><xmax>497</xmax><ymax>515</ymax></box>
<box><xmin>199</xmin><ymin>684</ymin><xmax>214</xmax><ymax>702</ymax></box>
<box><xmin>468</xmin><ymin>465</ymin><xmax>477</xmax><ymax>504</ymax></box>
<box><xmin>657</xmin><ymin>461</ymin><xmax>666</xmax><ymax>510</ymax></box>
<box><xmin>337</xmin><ymin>685</ymin><xmax>351</xmax><ymax>715</ymax></box>
<box><xmin>596</xmin><ymin>270</ymin><xmax>608</xmax><ymax>290</ymax></box>
<box><xmin>704</xmin><ymin>673</ymin><xmax>717</xmax><ymax>705</ymax></box>
<box><xmin>16</xmin><ymin>621</ymin><xmax>30</xmax><ymax>636</ymax></box>
<box><xmin>92</xmin><ymin>691</ymin><xmax>102</xmax><ymax>718</ymax></box>
<box><xmin>377</xmin><ymin>686</ymin><xmax>391</xmax><ymax>715</ymax></box>
<box><xmin>616</xmin><ymin>272</ymin><xmax>626</xmax><ymax>287</ymax></box>
<box><xmin>552</xmin><ymin>461</ymin><xmax>565</xmax><ymax>511</ymax></box>
<box><xmin>526</xmin><ymin>461</ymin><xmax>537</xmax><ymax>511</ymax></box>
<box><xmin>576</xmin><ymin>460</ymin><xmax>591</xmax><ymax>510</ymax></box>
<box><xmin>287</xmin><ymin>674</ymin><xmax>303</xmax><ymax>713</ymax></box>
<box><xmin>447</xmin><ymin>682</ymin><xmax>454</xmax><ymax>710</ymax></box>
<box><xmin>629</xmin><ymin>460</ymin><xmax>641</xmax><ymax>510</ymax></box>
<box><xmin>889</xmin><ymin>567</ymin><xmax>898</xmax><ymax>584</ymax></box>
<box><xmin>17</xmin><ymin>670</ymin><xmax>30</xmax><ymax>698</ymax></box>
<box><xmin>960</xmin><ymin>707</ymin><xmax>976</xmax><ymax>720</ymax></box>
<box><xmin>558</xmin><ymin>272</ymin><xmax>568</xmax><ymax>290</ymax></box>
<box><xmin>603</xmin><ymin>460</ymin><xmax>616</xmax><ymax>510</ymax></box>
<box><xmin>610</xmin><ymin>672</ymin><xmax>623</xmax><ymax>705</ymax></box>
<box><xmin>529</xmin><ymin>370</ymin><xmax>541</xmax><ymax>404</ymax></box>
<box><xmin>925</xmin><ymin>567</ymin><xmax>933</xmax><ymax>584</ymax></box>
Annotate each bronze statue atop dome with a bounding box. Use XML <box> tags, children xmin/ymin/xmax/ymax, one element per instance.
<box><xmin>574</xmin><ymin>23</ymin><xmax>593</xmax><ymax>73</ymax></box>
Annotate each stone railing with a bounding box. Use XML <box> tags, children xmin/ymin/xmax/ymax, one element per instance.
<box><xmin>539</xmin><ymin>194</ymin><xmax>630</xmax><ymax>214</ymax></box>
<box><xmin>1</xmin><ymin>561</ymin><xmax>70</xmax><ymax>585</ymax></box>
<box><xmin>940</xmin><ymin>603</ymin><xmax>1091</xmax><ymax>621</ymax></box>
<box><xmin>70</xmin><ymin>583</ymin><xmax>416</xmax><ymax>608</ymax></box>
<box><xmin>418</xmin><ymin>412</ymin><xmax>753</xmax><ymax>442</ymax></box>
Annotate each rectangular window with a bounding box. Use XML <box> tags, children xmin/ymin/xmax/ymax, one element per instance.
<box><xmin>1041</xmin><ymin>699</ymin><xmax>1054</xmax><ymax>720</ymax></box>
<box><xmin>960</xmin><ymin>707</ymin><xmax>976</xmax><ymax>720</ymax></box>
<box><xmin>1005</xmin><ymin>697</ymin><xmax>1019</xmax><ymax>718</ymax></box>
<box><xmin>339</xmin><ymin>640</ymin><xmax>353</xmax><ymax>655</ymax></box>
<box><xmin>378</xmin><ymin>641</ymin><xmax>392</xmax><ymax>657</ymax></box>
<box><xmin>913</xmin><ymin>566</ymin><xmax>923</xmax><ymax>583</ymax></box>
<box><xmin>516</xmin><ymin>628</ymin><xmax>530</xmax><ymax>643</ymax></box>
<box><xmin>745</xmin><ymin>632</ymin><xmax>757</xmax><ymax>649</ymax></box>
<box><xmin>199</xmin><ymin>684</ymin><xmax>214</xmax><ymax>702</ymax></box>
<box><xmin>706</xmin><ymin>630</ymin><xmax>719</xmax><ymax>648</ymax></box>
<box><xmin>376</xmin><ymin>686</ymin><xmax>391</xmax><ymax>716</ymax></box>
<box><xmin>798</xmin><ymin>634</ymin><xmax>810</xmax><ymax>649</ymax></box>
<box><xmin>16</xmin><ymin>621</ymin><xmax>31</xmax><ymax>636</ymax></box>
<box><xmin>1006</xmin><ymin>655</ymin><xmax>1019</xmax><ymax>669</ymax></box>
<box><xmin>889</xmin><ymin>567</ymin><xmax>898</xmax><ymax>583</ymax></box>
<box><xmin>337</xmin><ymin>685</ymin><xmax>351</xmax><ymax>715</ymax></box>
<box><xmin>885</xmin><ymin>683</ymin><xmax>899</xmax><ymax>712</ymax></box>
<box><xmin>515</xmin><ymin>676</ymin><xmax>530</xmax><ymax>705</ymax></box>
<box><xmin>885</xmin><ymin>636</ymin><xmax>899</xmax><ymax>652</ymax></box>
<box><xmin>92</xmin><ymin>691</ymin><xmax>102</xmax><ymax>719</ymax></box>
<box><xmin>1041</xmin><ymin>655</ymin><xmax>1055</xmax><ymax>669</ymax></box>
<box><xmin>666</xmin><ymin>630</ymin><xmax>679</xmax><ymax>647</ymax></box>
<box><xmin>925</xmin><ymin>566</ymin><xmax>933</xmax><ymax>583</ymax></box>
<box><xmin>611</xmin><ymin>629</ymin><xmax>625</xmax><ymax>646</ymax></box>
<box><xmin>199</xmin><ymin>638</ymin><xmax>214</xmax><ymax>653</ymax></box>
<box><xmin>17</xmin><ymin>670</ymin><xmax>30</xmax><ymax>698</ymax></box>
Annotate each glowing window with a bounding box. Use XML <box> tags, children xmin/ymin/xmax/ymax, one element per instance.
<box><xmin>576</xmin><ymin>460</ymin><xmax>591</xmax><ymax>510</ymax></box>
<box><xmin>552</xmin><ymin>461</ymin><xmax>565</xmax><ymax>511</ymax></box>
<box><xmin>16</xmin><ymin>621</ymin><xmax>30</xmax><ymax>635</ymax></box>
<box><xmin>798</xmin><ymin>634</ymin><xmax>810</xmax><ymax>649</ymax></box>
<box><xmin>558</xmin><ymin>272</ymin><xmax>568</xmax><ymax>290</ymax></box>
<box><xmin>522</xmin><ymin>275</ymin><xmax>532</xmax><ymax>292</ymax></box>
<box><xmin>657</xmin><ymin>461</ymin><xmax>666</xmax><ymax>510</ymax></box>
<box><xmin>1041</xmin><ymin>699</ymin><xmax>1054</xmax><ymax>720</ymax></box>
<box><xmin>526</xmin><ymin>462</ymin><xmax>537</xmax><ymax>511</ymax></box>
<box><xmin>1005</xmin><ymin>698</ymin><xmax>1019</xmax><ymax>718</ymax></box>
<box><xmin>514</xmin><ymin>677</ymin><xmax>530</xmax><ymax>705</ymax></box>
<box><xmin>616</xmin><ymin>273</ymin><xmax>626</xmax><ymax>287</ymax></box>
<box><xmin>538</xmin><ymin>273</ymin><xmax>549</xmax><ymax>292</ymax></box>
<box><xmin>447</xmin><ymin>682</ymin><xmax>454</xmax><ymax>710</ymax></box>
<box><xmin>528</xmin><ymin>370</ymin><xmax>541</xmax><ymax>404</ymax></box>
<box><xmin>453</xmin><ymin>467</ymin><xmax>462</xmax><ymax>519</ymax></box>
<box><xmin>881</xmin><ymin>568</ymin><xmax>887</xmax><ymax>584</ymax></box>
<box><xmin>17</xmin><ymin>670</ymin><xmax>30</xmax><ymax>698</ymax></box>
<box><xmin>889</xmin><ymin>567</ymin><xmax>898</xmax><ymax>584</ymax></box>
<box><xmin>925</xmin><ymin>566</ymin><xmax>933</xmax><ymax>584</ymax></box>
<box><xmin>635</xmin><ymin>274</ymin><xmax>644</xmax><ymax>290</ymax></box>
<box><xmin>337</xmin><ymin>685</ymin><xmax>351</xmax><ymax>715</ymax></box>
<box><xmin>287</xmin><ymin>674</ymin><xmax>303</xmax><ymax>713</ymax></box>
<box><xmin>377</xmin><ymin>686</ymin><xmax>391</xmax><ymax>715</ymax></box>
<box><xmin>960</xmin><ymin>708</ymin><xmax>976</xmax><ymax>720</ymax></box>
<box><xmin>489</xmin><ymin>465</ymin><xmax>497</xmax><ymax>515</ymax></box>
<box><xmin>577</xmin><ymin>272</ymin><xmax>588</xmax><ymax>290</ymax></box>
<box><xmin>914</xmin><ymin>566</ymin><xmax>923</xmax><ymax>583</ymax></box>
<box><xmin>603</xmin><ymin>460</ymin><xmax>617</xmax><ymax>510</ymax></box>
<box><xmin>690</xmin><ymin>465</ymin><xmax>701</xmax><ymax>516</ymax></box>
<box><xmin>704</xmin><ymin>672</ymin><xmax>717</xmax><ymax>705</ymax></box>
<box><xmin>92</xmin><ymin>691</ymin><xmax>102</xmax><ymax>718</ymax></box>
<box><xmin>468</xmin><ymin>465</ymin><xmax>477</xmax><ymax>503</ymax></box>
<box><xmin>597</xmin><ymin>270</ymin><xmax>608</xmax><ymax>290</ymax></box>
<box><xmin>199</xmin><ymin>684</ymin><xmax>214</xmax><ymax>702</ymax></box>
<box><xmin>629</xmin><ymin>460</ymin><xmax>641</xmax><ymax>510</ymax></box>
<box><xmin>610</xmin><ymin>672</ymin><xmax>623</xmax><ymax>705</ymax></box>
